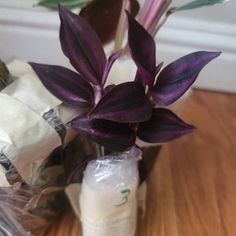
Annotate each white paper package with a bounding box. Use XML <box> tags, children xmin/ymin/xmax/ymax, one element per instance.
<box><xmin>79</xmin><ymin>147</ymin><xmax>141</xmax><ymax>236</ymax></box>
<box><xmin>0</xmin><ymin>60</ymin><xmax>81</xmax><ymax>185</ymax></box>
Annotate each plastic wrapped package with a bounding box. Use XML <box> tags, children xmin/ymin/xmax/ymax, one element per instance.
<box><xmin>79</xmin><ymin>147</ymin><xmax>141</xmax><ymax>236</ymax></box>
<box><xmin>0</xmin><ymin>60</ymin><xmax>86</xmax><ymax>185</ymax></box>
<box><xmin>0</xmin><ymin>133</ymin><xmax>97</xmax><ymax>236</ymax></box>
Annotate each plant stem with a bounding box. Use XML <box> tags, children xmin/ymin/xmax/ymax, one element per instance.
<box><xmin>95</xmin><ymin>143</ymin><xmax>105</xmax><ymax>158</ymax></box>
<box><xmin>94</xmin><ymin>85</ymin><xmax>103</xmax><ymax>105</ymax></box>
<box><xmin>114</xmin><ymin>0</ymin><xmax>130</xmax><ymax>51</ymax></box>
<box><xmin>153</xmin><ymin>5</ymin><xmax>173</xmax><ymax>36</ymax></box>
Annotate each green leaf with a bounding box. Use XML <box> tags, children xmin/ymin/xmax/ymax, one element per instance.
<box><xmin>0</xmin><ymin>59</ymin><xmax>9</xmax><ymax>90</ymax></box>
<box><xmin>38</xmin><ymin>0</ymin><xmax>89</xmax><ymax>9</ymax></box>
<box><xmin>174</xmin><ymin>0</ymin><xmax>232</xmax><ymax>12</ymax></box>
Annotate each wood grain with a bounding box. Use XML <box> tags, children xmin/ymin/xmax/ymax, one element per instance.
<box><xmin>47</xmin><ymin>90</ymin><xmax>236</xmax><ymax>236</ymax></box>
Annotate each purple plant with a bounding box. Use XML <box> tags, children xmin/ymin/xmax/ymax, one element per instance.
<box><xmin>30</xmin><ymin>6</ymin><xmax>220</xmax><ymax>152</ymax></box>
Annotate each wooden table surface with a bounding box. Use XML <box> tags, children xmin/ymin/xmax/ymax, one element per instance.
<box><xmin>47</xmin><ymin>90</ymin><xmax>236</xmax><ymax>236</ymax></box>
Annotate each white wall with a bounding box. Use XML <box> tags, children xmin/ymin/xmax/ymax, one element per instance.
<box><xmin>157</xmin><ymin>0</ymin><xmax>236</xmax><ymax>93</ymax></box>
<box><xmin>172</xmin><ymin>0</ymin><xmax>236</xmax><ymax>24</ymax></box>
<box><xmin>0</xmin><ymin>0</ymin><xmax>236</xmax><ymax>93</ymax></box>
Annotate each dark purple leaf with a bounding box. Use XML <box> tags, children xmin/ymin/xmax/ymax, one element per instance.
<box><xmin>135</xmin><ymin>62</ymin><xmax>163</xmax><ymax>88</ymax></box>
<box><xmin>89</xmin><ymin>82</ymin><xmax>152</xmax><ymax>123</ymax></box>
<box><xmin>59</xmin><ymin>6</ymin><xmax>106</xmax><ymax>85</ymax></box>
<box><xmin>69</xmin><ymin>115</ymin><xmax>136</xmax><ymax>151</ymax></box>
<box><xmin>127</xmin><ymin>11</ymin><xmax>156</xmax><ymax>86</ymax></box>
<box><xmin>102</xmin><ymin>51</ymin><xmax>121</xmax><ymax>86</ymax></box>
<box><xmin>137</xmin><ymin>108</ymin><xmax>195</xmax><ymax>143</ymax></box>
<box><xmin>104</xmin><ymin>84</ymin><xmax>115</xmax><ymax>94</ymax></box>
<box><xmin>80</xmin><ymin>0</ymin><xmax>140</xmax><ymax>44</ymax></box>
<box><xmin>151</xmin><ymin>51</ymin><xmax>221</xmax><ymax>106</ymax></box>
<box><xmin>135</xmin><ymin>66</ymin><xmax>153</xmax><ymax>87</ymax></box>
<box><xmin>30</xmin><ymin>63</ymin><xmax>94</xmax><ymax>106</ymax></box>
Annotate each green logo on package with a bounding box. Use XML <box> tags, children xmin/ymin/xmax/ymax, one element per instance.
<box><xmin>116</xmin><ymin>189</ymin><xmax>131</xmax><ymax>207</ymax></box>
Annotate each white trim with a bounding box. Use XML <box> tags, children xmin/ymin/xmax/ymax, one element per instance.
<box><xmin>0</xmin><ymin>6</ymin><xmax>236</xmax><ymax>93</ymax></box>
<box><xmin>0</xmin><ymin>6</ymin><xmax>59</xmax><ymax>29</ymax></box>
<box><xmin>158</xmin><ymin>15</ymin><xmax>236</xmax><ymax>53</ymax></box>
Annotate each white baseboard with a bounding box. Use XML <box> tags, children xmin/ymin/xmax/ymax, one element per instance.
<box><xmin>0</xmin><ymin>6</ymin><xmax>235</xmax><ymax>93</ymax></box>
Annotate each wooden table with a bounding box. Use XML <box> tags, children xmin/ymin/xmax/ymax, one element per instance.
<box><xmin>47</xmin><ymin>90</ymin><xmax>236</xmax><ymax>236</ymax></box>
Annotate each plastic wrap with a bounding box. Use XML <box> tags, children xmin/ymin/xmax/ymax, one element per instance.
<box><xmin>79</xmin><ymin>147</ymin><xmax>141</xmax><ymax>236</ymax></box>
<box><xmin>0</xmin><ymin>186</ymin><xmax>68</xmax><ymax>236</ymax></box>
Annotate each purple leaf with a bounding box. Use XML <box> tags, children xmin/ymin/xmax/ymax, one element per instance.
<box><xmin>151</xmin><ymin>51</ymin><xmax>221</xmax><ymax>106</ymax></box>
<box><xmin>104</xmin><ymin>84</ymin><xmax>115</xmax><ymax>94</ymax></box>
<box><xmin>137</xmin><ymin>108</ymin><xmax>195</xmax><ymax>143</ymax></box>
<box><xmin>89</xmin><ymin>82</ymin><xmax>152</xmax><ymax>123</ymax></box>
<box><xmin>127</xmin><ymin>11</ymin><xmax>156</xmax><ymax>86</ymax></box>
<box><xmin>135</xmin><ymin>62</ymin><xmax>163</xmax><ymax>88</ymax></box>
<box><xmin>59</xmin><ymin>6</ymin><xmax>106</xmax><ymax>85</ymax></box>
<box><xmin>30</xmin><ymin>63</ymin><xmax>94</xmax><ymax>106</ymax></box>
<box><xmin>102</xmin><ymin>51</ymin><xmax>121</xmax><ymax>86</ymax></box>
<box><xmin>135</xmin><ymin>67</ymin><xmax>154</xmax><ymax>87</ymax></box>
<box><xmin>69</xmin><ymin>115</ymin><xmax>136</xmax><ymax>151</ymax></box>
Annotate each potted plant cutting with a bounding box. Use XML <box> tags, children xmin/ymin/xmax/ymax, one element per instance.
<box><xmin>29</xmin><ymin>6</ymin><xmax>220</xmax><ymax>236</ymax></box>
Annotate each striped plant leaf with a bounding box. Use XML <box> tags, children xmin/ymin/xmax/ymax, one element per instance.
<box><xmin>59</xmin><ymin>6</ymin><xmax>107</xmax><ymax>85</ymax></box>
<box><xmin>174</xmin><ymin>0</ymin><xmax>232</xmax><ymax>12</ymax></box>
<box><xmin>38</xmin><ymin>0</ymin><xmax>89</xmax><ymax>9</ymax></box>
<box><xmin>137</xmin><ymin>108</ymin><xmax>196</xmax><ymax>143</ymax></box>
<box><xmin>151</xmin><ymin>51</ymin><xmax>221</xmax><ymax>106</ymax></box>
